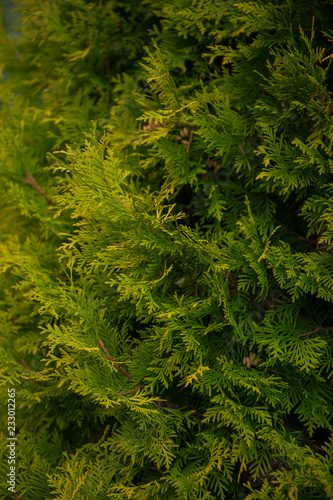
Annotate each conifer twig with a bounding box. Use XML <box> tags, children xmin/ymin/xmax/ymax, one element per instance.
<box><xmin>22</xmin><ymin>172</ymin><xmax>55</xmax><ymax>205</ymax></box>
<box><xmin>109</xmin><ymin>188</ymin><xmax>135</xmax><ymax>215</ymax></box>
<box><xmin>118</xmin><ymin>196</ymin><xmax>134</xmax><ymax>213</ymax></box>
<box><xmin>97</xmin><ymin>338</ymin><xmax>181</xmax><ymax>407</ymax></box>
<box><xmin>175</xmin><ymin>386</ymin><xmax>187</xmax><ymax>393</ymax></box>
<box><xmin>298</xmin><ymin>326</ymin><xmax>333</xmax><ymax>337</ymax></box>
<box><xmin>152</xmin><ymin>463</ymin><xmax>165</xmax><ymax>475</ymax></box>
<box><xmin>104</xmin><ymin>44</ymin><xmax>111</xmax><ymax>77</ymax></box>
<box><xmin>238</xmin><ymin>145</ymin><xmax>245</xmax><ymax>156</ymax></box>
<box><xmin>97</xmin><ymin>339</ymin><xmax>144</xmax><ymax>389</ymax></box>
<box><xmin>118</xmin><ymin>388</ymin><xmax>141</xmax><ymax>395</ymax></box>
<box><xmin>159</xmin><ymin>269</ymin><xmax>174</xmax><ymax>294</ymax></box>
<box><xmin>20</xmin><ymin>358</ymin><xmax>42</xmax><ymax>386</ymax></box>
<box><xmin>186</xmin><ymin>129</ymin><xmax>193</xmax><ymax>153</ymax></box>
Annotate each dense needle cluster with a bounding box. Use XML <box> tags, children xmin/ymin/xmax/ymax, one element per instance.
<box><xmin>1</xmin><ymin>1</ymin><xmax>333</xmax><ymax>499</ymax></box>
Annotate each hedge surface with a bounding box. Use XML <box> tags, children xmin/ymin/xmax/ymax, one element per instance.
<box><xmin>1</xmin><ymin>1</ymin><xmax>333</xmax><ymax>499</ymax></box>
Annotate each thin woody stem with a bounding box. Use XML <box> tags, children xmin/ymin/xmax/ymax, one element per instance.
<box><xmin>118</xmin><ymin>388</ymin><xmax>141</xmax><ymax>395</ymax></box>
<box><xmin>20</xmin><ymin>358</ymin><xmax>42</xmax><ymax>386</ymax></box>
<box><xmin>298</xmin><ymin>326</ymin><xmax>333</xmax><ymax>337</ymax></box>
<box><xmin>152</xmin><ymin>463</ymin><xmax>165</xmax><ymax>475</ymax></box>
<box><xmin>22</xmin><ymin>172</ymin><xmax>55</xmax><ymax>205</ymax></box>
<box><xmin>104</xmin><ymin>44</ymin><xmax>111</xmax><ymax>77</ymax></box>
<box><xmin>110</xmin><ymin>188</ymin><xmax>170</xmax><ymax>232</ymax></box>
<box><xmin>238</xmin><ymin>145</ymin><xmax>245</xmax><ymax>156</ymax></box>
<box><xmin>97</xmin><ymin>339</ymin><xmax>144</xmax><ymax>389</ymax></box>
<box><xmin>186</xmin><ymin>129</ymin><xmax>193</xmax><ymax>153</ymax></box>
<box><xmin>119</xmin><ymin>196</ymin><xmax>135</xmax><ymax>214</ymax></box>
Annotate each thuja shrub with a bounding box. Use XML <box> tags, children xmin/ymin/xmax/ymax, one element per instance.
<box><xmin>1</xmin><ymin>0</ymin><xmax>333</xmax><ymax>498</ymax></box>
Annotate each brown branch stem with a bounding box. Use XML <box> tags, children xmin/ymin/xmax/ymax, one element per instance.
<box><xmin>152</xmin><ymin>463</ymin><xmax>165</xmax><ymax>475</ymax></box>
<box><xmin>298</xmin><ymin>326</ymin><xmax>333</xmax><ymax>338</ymax></box>
<box><xmin>186</xmin><ymin>129</ymin><xmax>193</xmax><ymax>153</ymax></box>
<box><xmin>238</xmin><ymin>145</ymin><xmax>245</xmax><ymax>156</ymax></box>
<box><xmin>20</xmin><ymin>358</ymin><xmax>42</xmax><ymax>385</ymax></box>
<box><xmin>104</xmin><ymin>44</ymin><xmax>111</xmax><ymax>77</ymax></box>
<box><xmin>97</xmin><ymin>339</ymin><xmax>144</xmax><ymax>389</ymax></box>
<box><xmin>22</xmin><ymin>172</ymin><xmax>55</xmax><ymax>205</ymax></box>
<box><xmin>118</xmin><ymin>388</ymin><xmax>142</xmax><ymax>395</ymax></box>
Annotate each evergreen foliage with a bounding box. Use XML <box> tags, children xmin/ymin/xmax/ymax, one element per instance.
<box><xmin>1</xmin><ymin>0</ymin><xmax>333</xmax><ymax>498</ymax></box>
